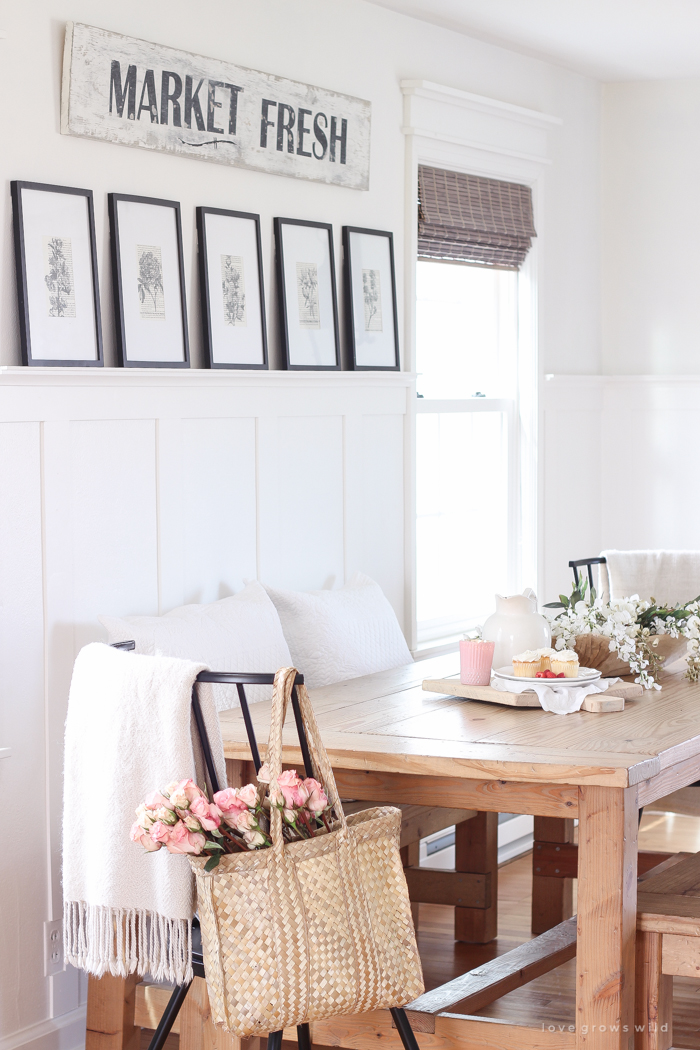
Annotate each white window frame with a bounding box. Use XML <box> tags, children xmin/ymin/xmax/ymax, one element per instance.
<box><xmin>400</xmin><ymin>80</ymin><xmax>561</xmax><ymax>650</ymax></box>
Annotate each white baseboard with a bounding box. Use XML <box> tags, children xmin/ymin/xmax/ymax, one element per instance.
<box><xmin>0</xmin><ymin>1007</ymin><xmax>86</xmax><ymax>1050</ymax></box>
<box><xmin>419</xmin><ymin>814</ymin><xmax>534</xmax><ymax>869</ymax></box>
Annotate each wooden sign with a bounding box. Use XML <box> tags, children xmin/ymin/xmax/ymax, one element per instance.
<box><xmin>61</xmin><ymin>23</ymin><xmax>371</xmax><ymax>190</ymax></box>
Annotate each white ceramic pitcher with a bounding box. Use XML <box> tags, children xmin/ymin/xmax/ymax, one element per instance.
<box><xmin>482</xmin><ymin>588</ymin><xmax>551</xmax><ymax>670</ymax></box>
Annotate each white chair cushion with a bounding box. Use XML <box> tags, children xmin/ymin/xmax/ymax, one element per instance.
<box><xmin>600</xmin><ymin>549</ymin><xmax>700</xmax><ymax>605</ymax></box>
<box><xmin>99</xmin><ymin>582</ymin><xmax>292</xmax><ymax>710</ymax></box>
<box><xmin>263</xmin><ymin>572</ymin><xmax>412</xmax><ymax>689</ymax></box>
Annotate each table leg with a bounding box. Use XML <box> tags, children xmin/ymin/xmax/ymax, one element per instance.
<box><xmin>532</xmin><ymin>816</ymin><xmax>575</xmax><ymax>934</ymax></box>
<box><xmin>455</xmin><ymin>811</ymin><xmax>498</xmax><ymax>944</ymax></box>
<box><xmin>576</xmin><ymin>785</ymin><xmax>638</xmax><ymax>1050</ymax></box>
<box><xmin>86</xmin><ymin>973</ymin><xmax>139</xmax><ymax>1050</ymax></box>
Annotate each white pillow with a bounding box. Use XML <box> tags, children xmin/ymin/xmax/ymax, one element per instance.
<box><xmin>98</xmin><ymin>582</ymin><xmax>292</xmax><ymax>710</ymax></box>
<box><xmin>263</xmin><ymin>572</ymin><xmax>412</xmax><ymax>689</ymax></box>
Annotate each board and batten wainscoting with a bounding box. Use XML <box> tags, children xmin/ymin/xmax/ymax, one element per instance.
<box><xmin>0</xmin><ymin>365</ymin><xmax>413</xmax><ymax>1028</ymax></box>
<box><xmin>541</xmin><ymin>373</ymin><xmax>700</xmax><ymax>602</ymax></box>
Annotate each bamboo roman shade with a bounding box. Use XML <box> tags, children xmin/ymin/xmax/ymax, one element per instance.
<box><xmin>418</xmin><ymin>165</ymin><xmax>537</xmax><ymax>270</ymax></box>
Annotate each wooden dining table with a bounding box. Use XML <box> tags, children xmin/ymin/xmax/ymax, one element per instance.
<box><xmin>85</xmin><ymin>653</ymin><xmax>700</xmax><ymax>1050</ymax></box>
<box><xmin>218</xmin><ymin>652</ymin><xmax>700</xmax><ymax>1050</ymax></box>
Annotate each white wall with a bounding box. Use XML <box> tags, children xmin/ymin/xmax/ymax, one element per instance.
<box><xmin>0</xmin><ymin>368</ymin><xmax>411</xmax><ymax>1050</ymax></box>
<box><xmin>538</xmin><ymin>77</ymin><xmax>700</xmax><ymax>603</ymax></box>
<box><xmin>0</xmin><ymin>3</ymin><xmax>603</xmax><ymax>1049</ymax></box>
<box><xmin>0</xmin><ymin>0</ymin><xmax>601</xmax><ymax>373</ymax></box>
<box><xmin>542</xmin><ymin>373</ymin><xmax>700</xmax><ymax>603</ymax></box>
<box><xmin>602</xmin><ymin>79</ymin><xmax>700</xmax><ymax>375</ymax></box>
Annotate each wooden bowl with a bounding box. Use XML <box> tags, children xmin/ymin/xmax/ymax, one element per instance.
<box><xmin>572</xmin><ymin>633</ymin><xmax>688</xmax><ymax>677</ymax></box>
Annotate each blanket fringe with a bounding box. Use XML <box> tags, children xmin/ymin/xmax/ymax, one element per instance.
<box><xmin>64</xmin><ymin>900</ymin><xmax>193</xmax><ymax>983</ymax></box>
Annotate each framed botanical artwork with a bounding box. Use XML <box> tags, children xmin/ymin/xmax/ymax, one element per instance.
<box><xmin>196</xmin><ymin>207</ymin><xmax>268</xmax><ymax>369</ymax></box>
<box><xmin>274</xmin><ymin>217</ymin><xmax>340</xmax><ymax>370</ymax></box>
<box><xmin>342</xmin><ymin>226</ymin><xmax>399</xmax><ymax>370</ymax></box>
<box><xmin>108</xmin><ymin>194</ymin><xmax>189</xmax><ymax>368</ymax></box>
<box><xmin>11</xmin><ymin>181</ymin><xmax>103</xmax><ymax>366</ymax></box>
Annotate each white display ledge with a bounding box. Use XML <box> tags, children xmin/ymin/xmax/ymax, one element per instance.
<box><xmin>0</xmin><ymin>366</ymin><xmax>415</xmax><ymax>389</ymax></box>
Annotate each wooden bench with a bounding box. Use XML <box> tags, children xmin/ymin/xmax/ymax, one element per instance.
<box><xmin>636</xmin><ymin>850</ymin><xmax>700</xmax><ymax>1050</ymax></box>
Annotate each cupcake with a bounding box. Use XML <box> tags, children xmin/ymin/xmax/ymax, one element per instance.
<box><xmin>538</xmin><ymin>647</ymin><xmax>556</xmax><ymax>673</ymax></box>
<box><xmin>550</xmin><ymin>650</ymin><xmax>580</xmax><ymax>678</ymax></box>
<box><xmin>512</xmin><ymin>650</ymin><xmax>541</xmax><ymax>677</ymax></box>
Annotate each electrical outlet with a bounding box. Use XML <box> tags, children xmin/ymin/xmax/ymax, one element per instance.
<box><xmin>44</xmin><ymin>920</ymin><xmax>64</xmax><ymax>976</ymax></box>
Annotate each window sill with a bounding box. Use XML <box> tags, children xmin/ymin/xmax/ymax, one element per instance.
<box><xmin>412</xmin><ymin>634</ymin><xmax>461</xmax><ymax>660</ymax></box>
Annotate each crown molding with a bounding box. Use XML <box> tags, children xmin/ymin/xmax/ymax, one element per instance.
<box><xmin>400</xmin><ymin>80</ymin><xmax>562</xmax><ymax>131</ymax></box>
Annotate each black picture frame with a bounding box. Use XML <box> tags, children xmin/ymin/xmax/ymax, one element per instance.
<box><xmin>11</xmin><ymin>181</ymin><xmax>103</xmax><ymax>367</ymax></box>
<box><xmin>342</xmin><ymin>226</ymin><xmax>400</xmax><ymax>371</ymax></box>
<box><xmin>196</xmin><ymin>207</ymin><xmax>268</xmax><ymax>370</ymax></box>
<box><xmin>274</xmin><ymin>217</ymin><xmax>340</xmax><ymax>371</ymax></box>
<box><xmin>108</xmin><ymin>193</ymin><xmax>189</xmax><ymax>368</ymax></box>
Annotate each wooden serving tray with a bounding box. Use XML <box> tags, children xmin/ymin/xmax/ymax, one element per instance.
<box><xmin>422</xmin><ymin>674</ymin><xmax>644</xmax><ymax>713</ymax></box>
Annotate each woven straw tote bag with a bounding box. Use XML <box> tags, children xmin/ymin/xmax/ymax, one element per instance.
<box><xmin>189</xmin><ymin>667</ymin><xmax>424</xmax><ymax>1037</ymax></box>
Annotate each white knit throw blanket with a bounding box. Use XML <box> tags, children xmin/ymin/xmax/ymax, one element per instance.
<box><xmin>63</xmin><ymin>643</ymin><xmax>226</xmax><ymax>983</ymax></box>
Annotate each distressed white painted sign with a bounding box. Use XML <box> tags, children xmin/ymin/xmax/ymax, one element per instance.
<box><xmin>61</xmin><ymin>23</ymin><xmax>371</xmax><ymax>190</ymax></box>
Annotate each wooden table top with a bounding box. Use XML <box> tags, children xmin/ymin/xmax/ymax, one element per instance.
<box><xmin>218</xmin><ymin>653</ymin><xmax>700</xmax><ymax>789</ymax></box>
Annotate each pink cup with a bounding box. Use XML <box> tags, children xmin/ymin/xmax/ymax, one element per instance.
<box><xmin>460</xmin><ymin>639</ymin><xmax>496</xmax><ymax>686</ymax></box>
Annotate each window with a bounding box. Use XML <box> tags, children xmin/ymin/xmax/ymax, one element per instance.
<box><xmin>416</xmin><ymin>262</ymin><xmax>518</xmax><ymax>641</ymax></box>
<box><xmin>414</xmin><ymin>166</ymin><xmax>536</xmax><ymax>645</ymax></box>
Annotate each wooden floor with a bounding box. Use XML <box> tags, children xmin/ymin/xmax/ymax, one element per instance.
<box><xmin>416</xmin><ymin>809</ymin><xmax>700</xmax><ymax>1047</ymax></box>
<box><xmin>140</xmin><ymin>810</ymin><xmax>700</xmax><ymax>1050</ymax></box>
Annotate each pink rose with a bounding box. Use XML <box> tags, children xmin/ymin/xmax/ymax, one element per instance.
<box><xmin>237</xmin><ymin>783</ymin><xmax>258</xmax><ymax>808</ymax></box>
<box><xmin>150</xmin><ymin>820</ymin><xmax>174</xmax><ymax>844</ymax></box>
<box><xmin>145</xmin><ymin>791</ymin><xmax>174</xmax><ymax>811</ymax></box>
<box><xmin>282</xmin><ymin>809</ymin><xmax>297</xmax><ymax>824</ymax></box>
<box><xmin>130</xmin><ymin>821</ymin><xmax>162</xmax><ymax>851</ymax></box>
<box><xmin>243</xmin><ymin>829</ymin><xmax>266</xmax><ymax>849</ymax></box>
<box><xmin>277</xmin><ymin>770</ymin><xmax>309</xmax><ymax>808</ymax></box>
<box><xmin>257</xmin><ymin>763</ymin><xmax>271</xmax><ymax>784</ymax></box>
<box><xmin>169</xmin><ymin>779</ymin><xmax>204</xmax><ymax>809</ymax></box>
<box><xmin>165</xmin><ymin>820</ymin><xmax>206</xmax><ymax>855</ymax></box>
<box><xmin>213</xmin><ymin>787</ymin><xmax>246</xmax><ymax>813</ymax></box>
<box><xmin>152</xmin><ymin>806</ymin><xmax>178</xmax><ymax>826</ymax></box>
<box><xmin>134</xmin><ymin>803</ymin><xmax>155</xmax><ymax>830</ymax></box>
<box><xmin>303</xmin><ymin>778</ymin><xmax>328</xmax><ymax>814</ymax></box>
<box><xmin>162</xmin><ymin>781</ymin><xmax>181</xmax><ymax>798</ymax></box>
<box><xmin>230</xmin><ymin>809</ymin><xmax>257</xmax><ymax>832</ymax></box>
<box><xmin>190</xmin><ymin>795</ymin><xmax>222</xmax><ymax>831</ymax></box>
<box><xmin>183</xmin><ymin>814</ymin><xmax>203</xmax><ymax>833</ymax></box>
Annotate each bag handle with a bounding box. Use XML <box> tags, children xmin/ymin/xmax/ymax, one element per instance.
<box><xmin>266</xmin><ymin>667</ymin><xmax>347</xmax><ymax>853</ymax></box>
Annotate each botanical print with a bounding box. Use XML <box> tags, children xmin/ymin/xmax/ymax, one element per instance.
<box><xmin>296</xmin><ymin>262</ymin><xmax>320</xmax><ymax>329</ymax></box>
<box><xmin>43</xmin><ymin>237</ymin><xmax>76</xmax><ymax>318</ymax></box>
<box><xmin>136</xmin><ymin>245</ymin><xmax>165</xmax><ymax>319</ymax></box>
<box><xmin>362</xmin><ymin>268</ymin><xmax>382</xmax><ymax>332</ymax></box>
<box><xmin>220</xmin><ymin>255</ymin><xmax>247</xmax><ymax>326</ymax></box>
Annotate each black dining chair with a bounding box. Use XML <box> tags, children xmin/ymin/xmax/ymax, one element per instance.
<box><xmin>111</xmin><ymin>641</ymin><xmax>420</xmax><ymax>1050</ymax></box>
<box><xmin>568</xmin><ymin>556</ymin><xmax>607</xmax><ymax>593</ymax></box>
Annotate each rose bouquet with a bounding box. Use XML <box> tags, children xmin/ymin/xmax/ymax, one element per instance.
<box><xmin>546</xmin><ymin>577</ymin><xmax>700</xmax><ymax>689</ymax></box>
<box><xmin>131</xmin><ymin>767</ymin><xmax>330</xmax><ymax>871</ymax></box>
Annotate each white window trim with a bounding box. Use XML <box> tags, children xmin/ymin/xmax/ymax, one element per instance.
<box><xmin>401</xmin><ymin>80</ymin><xmax>561</xmax><ymax>650</ymax></box>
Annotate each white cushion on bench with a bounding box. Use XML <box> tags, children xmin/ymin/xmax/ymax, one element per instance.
<box><xmin>263</xmin><ymin>572</ymin><xmax>412</xmax><ymax>690</ymax></box>
<box><xmin>99</xmin><ymin>581</ymin><xmax>292</xmax><ymax>710</ymax></box>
